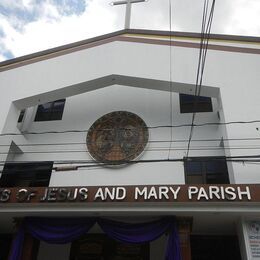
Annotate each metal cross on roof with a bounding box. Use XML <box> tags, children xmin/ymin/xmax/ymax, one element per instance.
<box><xmin>111</xmin><ymin>0</ymin><xmax>147</xmax><ymax>29</ymax></box>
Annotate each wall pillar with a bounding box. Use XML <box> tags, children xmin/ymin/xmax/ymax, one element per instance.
<box><xmin>177</xmin><ymin>217</ymin><xmax>193</xmax><ymax>260</ymax></box>
<box><xmin>21</xmin><ymin>232</ymin><xmax>39</xmax><ymax>260</ymax></box>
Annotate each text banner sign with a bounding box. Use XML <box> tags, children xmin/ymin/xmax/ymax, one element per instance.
<box><xmin>0</xmin><ymin>184</ymin><xmax>259</xmax><ymax>204</ymax></box>
<box><xmin>247</xmin><ymin>221</ymin><xmax>260</xmax><ymax>259</ymax></box>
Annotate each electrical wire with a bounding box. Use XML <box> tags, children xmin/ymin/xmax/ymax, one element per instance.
<box><xmin>0</xmin><ymin>119</ymin><xmax>260</xmax><ymax>137</ymax></box>
<box><xmin>167</xmin><ymin>0</ymin><xmax>174</xmax><ymax>160</ymax></box>
<box><xmin>1</xmin><ymin>153</ymin><xmax>260</xmax><ymax>166</ymax></box>
<box><xmin>1</xmin><ymin>157</ymin><xmax>260</xmax><ymax>175</ymax></box>
<box><xmin>186</xmin><ymin>0</ymin><xmax>216</xmax><ymax>157</ymax></box>
<box><xmin>186</xmin><ymin>1</ymin><xmax>208</xmax><ymax>156</ymax></box>
<box><xmin>0</xmin><ymin>154</ymin><xmax>260</xmax><ymax>175</ymax></box>
<box><xmin>0</xmin><ymin>136</ymin><xmax>260</xmax><ymax>147</ymax></box>
<box><xmin>2</xmin><ymin>145</ymin><xmax>260</xmax><ymax>156</ymax></box>
<box><xmin>186</xmin><ymin>0</ymin><xmax>215</xmax><ymax>156</ymax></box>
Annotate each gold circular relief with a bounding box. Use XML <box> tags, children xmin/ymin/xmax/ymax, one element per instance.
<box><xmin>87</xmin><ymin>111</ymin><xmax>149</xmax><ymax>164</ymax></box>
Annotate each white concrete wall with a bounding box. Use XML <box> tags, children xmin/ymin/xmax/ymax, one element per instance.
<box><xmin>0</xmin><ymin>35</ymin><xmax>259</xmax><ymax>185</ymax></box>
<box><xmin>6</xmin><ymin>87</ymin><xmax>222</xmax><ymax>186</ymax></box>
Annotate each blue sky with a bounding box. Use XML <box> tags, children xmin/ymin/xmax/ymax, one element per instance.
<box><xmin>0</xmin><ymin>0</ymin><xmax>260</xmax><ymax>62</ymax></box>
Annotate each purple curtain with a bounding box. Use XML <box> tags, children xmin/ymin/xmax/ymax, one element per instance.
<box><xmin>165</xmin><ymin>221</ymin><xmax>182</xmax><ymax>260</ymax></box>
<box><xmin>8</xmin><ymin>218</ymin><xmax>95</xmax><ymax>260</ymax></box>
<box><xmin>8</xmin><ymin>224</ymin><xmax>25</xmax><ymax>260</ymax></box>
<box><xmin>98</xmin><ymin>217</ymin><xmax>181</xmax><ymax>260</ymax></box>
<box><xmin>9</xmin><ymin>217</ymin><xmax>181</xmax><ymax>260</ymax></box>
<box><xmin>25</xmin><ymin>217</ymin><xmax>95</xmax><ymax>244</ymax></box>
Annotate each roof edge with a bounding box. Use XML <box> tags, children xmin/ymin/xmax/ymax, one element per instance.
<box><xmin>129</xmin><ymin>29</ymin><xmax>260</xmax><ymax>43</ymax></box>
<box><xmin>0</xmin><ymin>29</ymin><xmax>126</xmax><ymax>68</ymax></box>
<box><xmin>1</xmin><ymin>29</ymin><xmax>260</xmax><ymax>69</ymax></box>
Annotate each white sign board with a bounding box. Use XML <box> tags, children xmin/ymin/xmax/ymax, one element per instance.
<box><xmin>247</xmin><ymin>221</ymin><xmax>260</xmax><ymax>259</ymax></box>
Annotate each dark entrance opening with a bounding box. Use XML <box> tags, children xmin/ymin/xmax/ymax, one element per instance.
<box><xmin>0</xmin><ymin>234</ymin><xmax>12</xmax><ymax>260</ymax></box>
<box><xmin>191</xmin><ymin>235</ymin><xmax>241</xmax><ymax>260</ymax></box>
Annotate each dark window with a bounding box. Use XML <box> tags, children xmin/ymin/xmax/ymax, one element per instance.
<box><xmin>191</xmin><ymin>235</ymin><xmax>241</xmax><ymax>260</ymax></box>
<box><xmin>0</xmin><ymin>161</ymin><xmax>53</xmax><ymax>187</ymax></box>
<box><xmin>184</xmin><ymin>157</ymin><xmax>229</xmax><ymax>184</ymax></box>
<box><xmin>18</xmin><ymin>109</ymin><xmax>26</xmax><ymax>123</ymax></box>
<box><xmin>179</xmin><ymin>94</ymin><xmax>213</xmax><ymax>113</ymax></box>
<box><xmin>35</xmin><ymin>99</ymin><xmax>65</xmax><ymax>121</ymax></box>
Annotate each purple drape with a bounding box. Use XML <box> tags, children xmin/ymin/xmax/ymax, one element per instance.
<box><xmin>8</xmin><ymin>224</ymin><xmax>25</xmax><ymax>260</ymax></box>
<box><xmin>165</xmin><ymin>221</ymin><xmax>182</xmax><ymax>260</ymax></box>
<box><xmin>98</xmin><ymin>217</ymin><xmax>181</xmax><ymax>260</ymax></box>
<box><xmin>25</xmin><ymin>217</ymin><xmax>95</xmax><ymax>244</ymax></box>
<box><xmin>8</xmin><ymin>218</ymin><xmax>95</xmax><ymax>260</ymax></box>
<box><xmin>9</xmin><ymin>217</ymin><xmax>181</xmax><ymax>260</ymax></box>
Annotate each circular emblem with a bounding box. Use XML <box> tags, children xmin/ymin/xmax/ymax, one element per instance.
<box><xmin>87</xmin><ymin>111</ymin><xmax>149</xmax><ymax>164</ymax></box>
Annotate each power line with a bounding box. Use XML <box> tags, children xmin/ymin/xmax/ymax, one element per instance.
<box><xmin>186</xmin><ymin>0</ymin><xmax>216</xmax><ymax>158</ymax></box>
<box><xmin>1</xmin><ymin>157</ymin><xmax>260</xmax><ymax>175</ymax></box>
<box><xmin>1</xmin><ymin>138</ymin><xmax>260</xmax><ymax>154</ymax></box>
<box><xmin>2</xmin><ymin>145</ymin><xmax>260</xmax><ymax>156</ymax></box>
<box><xmin>0</xmin><ymin>156</ymin><xmax>259</xmax><ymax>166</ymax></box>
<box><xmin>186</xmin><ymin>0</ymin><xmax>209</xmax><ymax>156</ymax></box>
<box><xmin>0</xmin><ymin>154</ymin><xmax>260</xmax><ymax>175</ymax></box>
<box><xmin>167</xmin><ymin>0</ymin><xmax>174</xmax><ymax>160</ymax></box>
<box><xmin>74</xmin><ymin>159</ymin><xmax>260</xmax><ymax>170</ymax></box>
<box><xmin>0</xmin><ymin>136</ymin><xmax>259</xmax><ymax>147</ymax></box>
<box><xmin>0</xmin><ymin>119</ymin><xmax>260</xmax><ymax>137</ymax></box>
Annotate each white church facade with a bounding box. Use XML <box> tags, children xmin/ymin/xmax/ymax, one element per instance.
<box><xmin>0</xmin><ymin>28</ymin><xmax>260</xmax><ymax>259</ymax></box>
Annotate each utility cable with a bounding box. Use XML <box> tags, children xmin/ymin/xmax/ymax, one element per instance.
<box><xmin>167</xmin><ymin>0</ymin><xmax>174</xmax><ymax>160</ymax></box>
<box><xmin>1</xmin><ymin>157</ymin><xmax>260</xmax><ymax>174</ymax></box>
<box><xmin>186</xmin><ymin>0</ymin><xmax>216</xmax><ymax>157</ymax></box>
<box><xmin>1</xmin><ymin>136</ymin><xmax>260</xmax><ymax>147</ymax></box>
<box><xmin>0</xmin><ymin>153</ymin><xmax>259</xmax><ymax>165</ymax></box>
<box><xmin>186</xmin><ymin>0</ymin><xmax>209</xmax><ymax>155</ymax></box>
<box><xmin>2</xmin><ymin>145</ymin><xmax>260</xmax><ymax>156</ymax></box>
<box><xmin>0</xmin><ymin>119</ymin><xmax>260</xmax><ymax>137</ymax></box>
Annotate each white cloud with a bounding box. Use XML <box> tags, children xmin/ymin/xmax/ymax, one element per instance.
<box><xmin>22</xmin><ymin>0</ymin><xmax>33</xmax><ymax>8</ymax></box>
<box><xmin>0</xmin><ymin>54</ymin><xmax>6</xmax><ymax>62</ymax></box>
<box><xmin>129</xmin><ymin>0</ymin><xmax>170</xmax><ymax>30</ymax></box>
<box><xmin>1</xmin><ymin>0</ymin><xmax>260</xmax><ymax>61</ymax></box>
<box><xmin>0</xmin><ymin>0</ymin><xmax>123</xmax><ymax>58</ymax></box>
<box><xmin>224</xmin><ymin>0</ymin><xmax>260</xmax><ymax>36</ymax></box>
<box><xmin>0</xmin><ymin>0</ymin><xmax>25</xmax><ymax>9</ymax></box>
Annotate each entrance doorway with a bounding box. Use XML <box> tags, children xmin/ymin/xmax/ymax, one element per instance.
<box><xmin>70</xmin><ymin>234</ymin><xmax>149</xmax><ymax>260</ymax></box>
<box><xmin>190</xmin><ymin>235</ymin><xmax>241</xmax><ymax>260</ymax></box>
<box><xmin>0</xmin><ymin>234</ymin><xmax>12</xmax><ymax>260</ymax></box>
